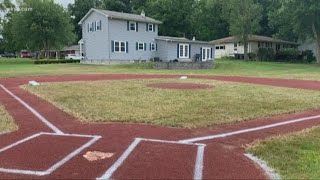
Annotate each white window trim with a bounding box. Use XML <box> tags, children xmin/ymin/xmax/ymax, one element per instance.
<box><xmin>138</xmin><ymin>42</ymin><xmax>145</xmax><ymax>51</ymax></box>
<box><xmin>129</xmin><ymin>21</ymin><xmax>136</xmax><ymax>31</ymax></box>
<box><xmin>151</xmin><ymin>43</ymin><xmax>156</xmax><ymax>51</ymax></box>
<box><xmin>179</xmin><ymin>43</ymin><xmax>190</xmax><ymax>59</ymax></box>
<box><xmin>114</xmin><ymin>41</ymin><xmax>126</xmax><ymax>53</ymax></box>
<box><xmin>148</xmin><ymin>24</ymin><xmax>154</xmax><ymax>32</ymax></box>
<box><xmin>96</xmin><ymin>20</ymin><xmax>101</xmax><ymax>31</ymax></box>
<box><xmin>202</xmin><ymin>47</ymin><xmax>211</xmax><ymax>61</ymax></box>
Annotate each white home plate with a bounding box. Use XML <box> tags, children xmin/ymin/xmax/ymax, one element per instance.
<box><xmin>83</xmin><ymin>151</ymin><xmax>114</xmax><ymax>161</ymax></box>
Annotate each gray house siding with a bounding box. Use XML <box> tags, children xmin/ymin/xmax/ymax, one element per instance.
<box><xmin>156</xmin><ymin>40</ymin><xmax>215</xmax><ymax>62</ymax></box>
<box><xmin>108</xmin><ymin>19</ymin><xmax>158</xmax><ymax>61</ymax></box>
<box><xmin>82</xmin><ymin>12</ymin><xmax>109</xmax><ymax>62</ymax></box>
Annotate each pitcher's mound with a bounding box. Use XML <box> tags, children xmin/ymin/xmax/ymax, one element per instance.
<box><xmin>148</xmin><ymin>83</ymin><xmax>212</xmax><ymax>90</ymax></box>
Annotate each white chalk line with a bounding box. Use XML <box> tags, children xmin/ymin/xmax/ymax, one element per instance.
<box><xmin>244</xmin><ymin>153</ymin><xmax>281</xmax><ymax>180</ymax></box>
<box><xmin>0</xmin><ymin>132</ymin><xmax>101</xmax><ymax>176</ymax></box>
<box><xmin>98</xmin><ymin>138</ymin><xmax>206</xmax><ymax>180</ymax></box>
<box><xmin>0</xmin><ymin>84</ymin><xmax>63</xmax><ymax>134</ymax></box>
<box><xmin>180</xmin><ymin>114</ymin><xmax>320</xmax><ymax>143</ymax></box>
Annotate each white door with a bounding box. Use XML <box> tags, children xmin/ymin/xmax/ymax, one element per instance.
<box><xmin>202</xmin><ymin>47</ymin><xmax>211</xmax><ymax>61</ymax></box>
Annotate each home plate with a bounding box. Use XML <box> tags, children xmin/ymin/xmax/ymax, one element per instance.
<box><xmin>111</xmin><ymin>140</ymin><xmax>198</xmax><ymax>179</ymax></box>
<box><xmin>0</xmin><ymin>132</ymin><xmax>100</xmax><ymax>176</ymax></box>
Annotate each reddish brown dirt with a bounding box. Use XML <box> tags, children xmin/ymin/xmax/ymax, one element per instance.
<box><xmin>148</xmin><ymin>82</ymin><xmax>212</xmax><ymax>90</ymax></box>
<box><xmin>0</xmin><ymin>74</ymin><xmax>320</xmax><ymax>179</ymax></box>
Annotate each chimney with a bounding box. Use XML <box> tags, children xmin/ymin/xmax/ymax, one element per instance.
<box><xmin>192</xmin><ymin>36</ymin><xmax>196</xmax><ymax>41</ymax></box>
<box><xmin>141</xmin><ymin>10</ymin><xmax>145</xmax><ymax>17</ymax></box>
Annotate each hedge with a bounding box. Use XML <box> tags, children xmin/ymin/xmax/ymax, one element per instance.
<box><xmin>34</xmin><ymin>59</ymin><xmax>80</xmax><ymax>64</ymax></box>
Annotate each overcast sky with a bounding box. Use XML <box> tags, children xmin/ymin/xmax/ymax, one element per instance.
<box><xmin>55</xmin><ymin>0</ymin><xmax>74</xmax><ymax>7</ymax></box>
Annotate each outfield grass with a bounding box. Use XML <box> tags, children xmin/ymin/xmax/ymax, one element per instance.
<box><xmin>1</xmin><ymin>58</ymin><xmax>320</xmax><ymax>80</ymax></box>
<box><xmin>0</xmin><ymin>105</ymin><xmax>17</xmax><ymax>133</ymax></box>
<box><xmin>248</xmin><ymin>127</ymin><xmax>320</xmax><ymax>179</ymax></box>
<box><xmin>24</xmin><ymin>79</ymin><xmax>320</xmax><ymax>128</ymax></box>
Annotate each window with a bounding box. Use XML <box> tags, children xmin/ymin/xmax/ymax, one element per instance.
<box><xmin>138</xmin><ymin>42</ymin><xmax>145</xmax><ymax>51</ymax></box>
<box><xmin>202</xmin><ymin>47</ymin><xmax>212</xmax><ymax>61</ymax></box>
<box><xmin>129</xmin><ymin>21</ymin><xmax>136</xmax><ymax>31</ymax></box>
<box><xmin>215</xmin><ymin>46</ymin><xmax>219</xmax><ymax>50</ymax></box>
<box><xmin>148</xmin><ymin>24</ymin><xmax>154</xmax><ymax>31</ymax></box>
<box><xmin>234</xmin><ymin>43</ymin><xmax>238</xmax><ymax>51</ymax></box>
<box><xmin>219</xmin><ymin>46</ymin><xmax>225</xmax><ymax>50</ymax></box>
<box><xmin>114</xmin><ymin>41</ymin><xmax>126</xmax><ymax>53</ymax></box>
<box><xmin>151</xmin><ymin>43</ymin><xmax>156</xmax><ymax>51</ymax></box>
<box><xmin>97</xmin><ymin>20</ymin><xmax>102</xmax><ymax>31</ymax></box>
<box><xmin>179</xmin><ymin>44</ymin><xmax>190</xmax><ymax>58</ymax></box>
<box><xmin>89</xmin><ymin>23</ymin><xmax>93</xmax><ymax>32</ymax></box>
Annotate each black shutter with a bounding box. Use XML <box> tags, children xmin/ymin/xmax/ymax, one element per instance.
<box><xmin>136</xmin><ymin>42</ymin><xmax>138</xmax><ymax>50</ymax></box>
<box><xmin>189</xmin><ymin>45</ymin><xmax>191</xmax><ymax>58</ymax></box>
<box><xmin>153</xmin><ymin>24</ymin><xmax>156</xmax><ymax>32</ymax></box>
<box><xmin>200</xmin><ymin>47</ymin><xmax>202</xmax><ymax>61</ymax></box>
<box><xmin>211</xmin><ymin>48</ymin><xmax>213</xmax><ymax>59</ymax></box>
<box><xmin>111</xmin><ymin>41</ymin><xmax>114</xmax><ymax>52</ymax></box>
<box><xmin>100</xmin><ymin>20</ymin><xmax>102</xmax><ymax>30</ymax></box>
<box><xmin>177</xmin><ymin>44</ymin><xmax>180</xmax><ymax>58</ymax></box>
<box><xmin>127</xmin><ymin>21</ymin><xmax>129</xmax><ymax>31</ymax></box>
<box><xmin>156</xmin><ymin>44</ymin><xmax>158</xmax><ymax>51</ymax></box>
<box><xmin>126</xmin><ymin>42</ymin><xmax>129</xmax><ymax>53</ymax></box>
<box><xmin>136</xmin><ymin>22</ymin><xmax>139</xmax><ymax>32</ymax></box>
<box><xmin>146</xmin><ymin>23</ymin><xmax>149</xmax><ymax>31</ymax></box>
<box><xmin>144</xmin><ymin>43</ymin><xmax>147</xmax><ymax>51</ymax></box>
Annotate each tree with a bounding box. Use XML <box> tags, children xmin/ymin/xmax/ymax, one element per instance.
<box><xmin>68</xmin><ymin>0</ymin><xmax>101</xmax><ymax>41</ymax></box>
<box><xmin>0</xmin><ymin>0</ymin><xmax>16</xmax><ymax>53</ymax></box>
<box><xmin>223</xmin><ymin>0</ymin><xmax>263</xmax><ymax>60</ymax></box>
<box><xmin>101</xmin><ymin>0</ymin><xmax>131</xmax><ymax>13</ymax></box>
<box><xmin>269</xmin><ymin>0</ymin><xmax>320</xmax><ymax>63</ymax></box>
<box><xmin>12</xmin><ymin>0</ymin><xmax>75</xmax><ymax>58</ymax></box>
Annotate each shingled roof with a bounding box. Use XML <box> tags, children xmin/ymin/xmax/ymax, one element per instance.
<box><xmin>79</xmin><ymin>8</ymin><xmax>162</xmax><ymax>25</ymax></box>
<box><xmin>156</xmin><ymin>36</ymin><xmax>213</xmax><ymax>44</ymax></box>
<box><xmin>211</xmin><ymin>35</ymin><xmax>298</xmax><ymax>45</ymax></box>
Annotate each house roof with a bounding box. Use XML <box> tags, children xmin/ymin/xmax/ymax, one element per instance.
<box><xmin>156</xmin><ymin>36</ymin><xmax>213</xmax><ymax>45</ymax></box>
<box><xmin>79</xmin><ymin>8</ymin><xmax>162</xmax><ymax>25</ymax></box>
<box><xmin>211</xmin><ymin>35</ymin><xmax>298</xmax><ymax>45</ymax></box>
<box><xmin>63</xmin><ymin>45</ymin><xmax>80</xmax><ymax>51</ymax></box>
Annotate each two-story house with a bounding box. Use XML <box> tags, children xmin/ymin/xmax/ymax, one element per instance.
<box><xmin>78</xmin><ymin>9</ymin><xmax>215</xmax><ymax>64</ymax></box>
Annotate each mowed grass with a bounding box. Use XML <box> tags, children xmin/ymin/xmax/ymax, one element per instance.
<box><xmin>0</xmin><ymin>105</ymin><xmax>17</xmax><ymax>133</ymax></box>
<box><xmin>24</xmin><ymin>79</ymin><xmax>320</xmax><ymax>128</ymax></box>
<box><xmin>2</xmin><ymin>58</ymin><xmax>320</xmax><ymax>80</ymax></box>
<box><xmin>248</xmin><ymin>127</ymin><xmax>320</xmax><ymax>179</ymax></box>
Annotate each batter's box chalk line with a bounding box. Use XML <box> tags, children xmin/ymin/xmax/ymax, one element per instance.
<box><xmin>0</xmin><ymin>132</ymin><xmax>101</xmax><ymax>176</ymax></box>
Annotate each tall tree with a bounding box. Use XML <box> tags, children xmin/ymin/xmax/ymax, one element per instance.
<box><xmin>101</xmin><ymin>0</ymin><xmax>131</xmax><ymax>12</ymax></box>
<box><xmin>12</xmin><ymin>0</ymin><xmax>75</xmax><ymax>58</ymax></box>
<box><xmin>269</xmin><ymin>0</ymin><xmax>320</xmax><ymax>63</ymax></box>
<box><xmin>68</xmin><ymin>0</ymin><xmax>101</xmax><ymax>41</ymax></box>
<box><xmin>223</xmin><ymin>0</ymin><xmax>262</xmax><ymax>60</ymax></box>
<box><xmin>0</xmin><ymin>0</ymin><xmax>16</xmax><ymax>53</ymax></box>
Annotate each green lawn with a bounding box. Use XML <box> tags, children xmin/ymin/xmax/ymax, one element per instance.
<box><xmin>0</xmin><ymin>105</ymin><xmax>17</xmax><ymax>133</ymax></box>
<box><xmin>1</xmin><ymin>58</ymin><xmax>320</xmax><ymax>80</ymax></box>
<box><xmin>24</xmin><ymin>79</ymin><xmax>320</xmax><ymax>128</ymax></box>
<box><xmin>248</xmin><ymin>127</ymin><xmax>320</xmax><ymax>179</ymax></box>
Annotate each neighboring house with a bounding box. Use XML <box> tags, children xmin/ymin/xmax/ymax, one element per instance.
<box><xmin>299</xmin><ymin>40</ymin><xmax>317</xmax><ymax>56</ymax></box>
<box><xmin>78</xmin><ymin>9</ymin><xmax>215</xmax><ymax>64</ymax></box>
<box><xmin>61</xmin><ymin>45</ymin><xmax>83</xmax><ymax>57</ymax></box>
<box><xmin>211</xmin><ymin>35</ymin><xmax>298</xmax><ymax>59</ymax></box>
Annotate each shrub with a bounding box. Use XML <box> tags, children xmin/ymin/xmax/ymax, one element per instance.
<box><xmin>301</xmin><ymin>50</ymin><xmax>315</xmax><ymax>63</ymax></box>
<box><xmin>248</xmin><ymin>53</ymin><xmax>257</xmax><ymax>60</ymax></box>
<box><xmin>275</xmin><ymin>48</ymin><xmax>300</xmax><ymax>62</ymax></box>
<box><xmin>34</xmin><ymin>59</ymin><xmax>80</xmax><ymax>64</ymax></box>
<box><xmin>257</xmin><ymin>48</ymin><xmax>275</xmax><ymax>61</ymax></box>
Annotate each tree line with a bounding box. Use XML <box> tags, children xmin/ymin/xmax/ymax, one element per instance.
<box><xmin>0</xmin><ymin>0</ymin><xmax>319</xmax><ymax>62</ymax></box>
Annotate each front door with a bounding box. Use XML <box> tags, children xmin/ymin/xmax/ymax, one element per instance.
<box><xmin>202</xmin><ymin>47</ymin><xmax>211</xmax><ymax>61</ymax></box>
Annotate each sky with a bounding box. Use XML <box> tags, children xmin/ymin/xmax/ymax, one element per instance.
<box><xmin>55</xmin><ymin>0</ymin><xmax>74</xmax><ymax>7</ymax></box>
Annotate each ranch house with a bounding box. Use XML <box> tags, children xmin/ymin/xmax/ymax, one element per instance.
<box><xmin>78</xmin><ymin>8</ymin><xmax>215</xmax><ymax>64</ymax></box>
<box><xmin>211</xmin><ymin>35</ymin><xmax>298</xmax><ymax>59</ymax></box>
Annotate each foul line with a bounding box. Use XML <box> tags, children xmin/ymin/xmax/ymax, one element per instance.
<box><xmin>180</xmin><ymin>114</ymin><xmax>320</xmax><ymax>143</ymax></box>
<box><xmin>0</xmin><ymin>84</ymin><xmax>64</xmax><ymax>135</ymax></box>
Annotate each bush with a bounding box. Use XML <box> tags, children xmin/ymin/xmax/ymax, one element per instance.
<box><xmin>34</xmin><ymin>59</ymin><xmax>80</xmax><ymax>64</ymax></box>
<box><xmin>248</xmin><ymin>53</ymin><xmax>257</xmax><ymax>60</ymax></box>
<box><xmin>301</xmin><ymin>50</ymin><xmax>315</xmax><ymax>63</ymax></box>
<box><xmin>275</xmin><ymin>48</ymin><xmax>300</xmax><ymax>62</ymax></box>
<box><xmin>257</xmin><ymin>48</ymin><xmax>275</xmax><ymax>61</ymax></box>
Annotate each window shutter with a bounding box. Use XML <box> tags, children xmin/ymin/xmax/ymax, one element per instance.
<box><xmin>127</xmin><ymin>21</ymin><xmax>129</xmax><ymax>31</ymax></box>
<box><xmin>126</xmin><ymin>42</ymin><xmax>129</xmax><ymax>53</ymax></box>
<box><xmin>136</xmin><ymin>42</ymin><xmax>138</xmax><ymax>50</ymax></box>
<box><xmin>156</xmin><ymin>44</ymin><xmax>158</xmax><ymax>51</ymax></box>
<box><xmin>150</xmin><ymin>43</ymin><xmax>152</xmax><ymax>51</ymax></box>
<box><xmin>111</xmin><ymin>41</ymin><xmax>114</xmax><ymax>52</ymax></box>
<box><xmin>146</xmin><ymin>23</ymin><xmax>149</xmax><ymax>31</ymax></box>
<box><xmin>200</xmin><ymin>47</ymin><xmax>202</xmax><ymax>61</ymax></box>
<box><xmin>100</xmin><ymin>20</ymin><xmax>102</xmax><ymax>30</ymax></box>
<box><xmin>153</xmin><ymin>24</ymin><xmax>156</xmax><ymax>32</ymax></box>
<box><xmin>211</xmin><ymin>48</ymin><xmax>213</xmax><ymax>59</ymax></box>
<box><xmin>144</xmin><ymin>43</ymin><xmax>147</xmax><ymax>51</ymax></box>
<box><xmin>136</xmin><ymin>22</ymin><xmax>139</xmax><ymax>32</ymax></box>
<box><xmin>177</xmin><ymin>44</ymin><xmax>180</xmax><ymax>58</ymax></box>
<box><xmin>189</xmin><ymin>45</ymin><xmax>191</xmax><ymax>58</ymax></box>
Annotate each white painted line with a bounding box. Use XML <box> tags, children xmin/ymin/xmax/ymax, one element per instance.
<box><xmin>40</xmin><ymin>132</ymin><xmax>100</xmax><ymax>139</ymax></box>
<box><xmin>0</xmin><ymin>133</ymin><xmax>101</xmax><ymax>176</ymax></box>
<box><xmin>244</xmin><ymin>153</ymin><xmax>281</xmax><ymax>180</ymax></box>
<box><xmin>194</xmin><ymin>145</ymin><xmax>205</xmax><ymax>180</ymax></box>
<box><xmin>140</xmin><ymin>138</ymin><xmax>206</xmax><ymax>146</ymax></box>
<box><xmin>97</xmin><ymin>138</ymin><xmax>142</xmax><ymax>180</ymax></box>
<box><xmin>0</xmin><ymin>84</ymin><xmax>64</xmax><ymax>135</ymax></box>
<box><xmin>180</xmin><ymin>115</ymin><xmax>320</xmax><ymax>143</ymax></box>
<box><xmin>0</xmin><ymin>133</ymin><xmax>43</xmax><ymax>153</ymax></box>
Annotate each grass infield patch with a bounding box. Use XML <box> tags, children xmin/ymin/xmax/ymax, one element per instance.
<box><xmin>248</xmin><ymin>127</ymin><xmax>320</xmax><ymax>179</ymax></box>
<box><xmin>24</xmin><ymin>79</ymin><xmax>320</xmax><ymax>128</ymax></box>
<box><xmin>0</xmin><ymin>105</ymin><xmax>17</xmax><ymax>133</ymax></box>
